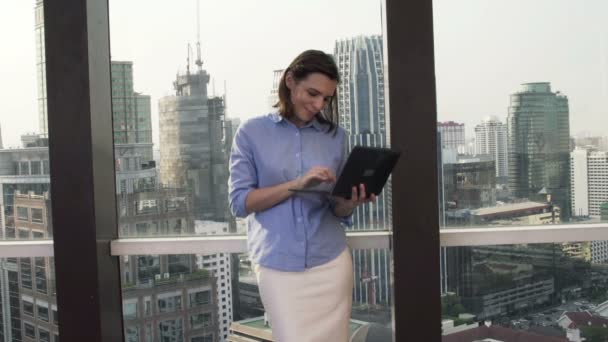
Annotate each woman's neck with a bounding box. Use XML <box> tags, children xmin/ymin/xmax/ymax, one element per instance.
<box><xmin>287</xmin><ymin>115</ymin><xmax>310</xmax><ymax>128</ymax></box>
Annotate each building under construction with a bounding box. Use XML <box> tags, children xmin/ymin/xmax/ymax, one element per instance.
<box><xmin>158</xmin><ymin>52</ymin><xmax>231</xmax><ymax>223</ymax></box>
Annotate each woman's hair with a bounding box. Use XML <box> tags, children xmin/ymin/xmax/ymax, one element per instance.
<box><xmin>275</xmin><ymin>50</ymin><xmax>340</xmax><ymax>133</ymax></box>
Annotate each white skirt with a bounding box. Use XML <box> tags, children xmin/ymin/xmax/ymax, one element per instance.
<box><xmin>254</xmin><ymin>247</ymin><xmax>353</xmax><ymax>342</ymax></box>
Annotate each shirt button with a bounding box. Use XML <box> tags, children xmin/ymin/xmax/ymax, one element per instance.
<box><xmin>295</xmin><ymin>132</ymin><xmax>299</xmax><ymax>136</ymax></box>
<box><xmin>296</xmin><ymin>217</ymin><xmax>303</xmax><ymax>223</ymax></box>
<box><xmin>296</xmin><ymin>153</ymin><xmax>300</xmax><ymax>157</ymax></box>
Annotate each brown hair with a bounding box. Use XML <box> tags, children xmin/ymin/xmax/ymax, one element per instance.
<box><xmin>275</xmin><ymin>50</ymin><xmax>340</xmax><ymax>133</ymax></box>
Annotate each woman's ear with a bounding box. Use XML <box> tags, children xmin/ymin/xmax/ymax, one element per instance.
<box><xmin>285</xmin><ymin>71</ymin><xmax>295</xmax><ymax>90</ymax></box>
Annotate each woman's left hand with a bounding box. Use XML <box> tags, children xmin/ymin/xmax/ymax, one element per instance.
<box><xmin>332</xmin><ymin>183</ymin><xmax>377</xmax><ymax>217</ymax></box>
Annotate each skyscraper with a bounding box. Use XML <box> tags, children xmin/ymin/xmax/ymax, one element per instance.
<box><xmin>335</xmin><ymin>35</ymin><xmax>388</xmax><ymax>229</ymax></box>
<box><xmin>0</xmin><ymin>146</ymin><xmax>51</xmax><ymax>341</ymax></box>
<box><xmin>111</xmin><ymin>62</ymin><xmax>153</xmax><ymax>163</ymax></box>
<box><xmin>507</xmin><ymin>82</ymin><xmax>571</xmax><ymax>219</ymax></box>
<box><xmin>443</xmin><ymin>158</ymin><xmax>497</xmax><ymax>210</ymax></box>
<box><xmin>268</xmin><ymin>69</ymin><xmax>283</xmax><ymax>111</ymax></box>
<box><xmin>34</xmin><ymin>0</ymin><xmax>47</xmax><ymax>137</ymax></box>
<box><xmin>158</xmin><ymin>64</ymin><xmax>230</xmax><ymax>222</ymax></box>
<box><xmin>334</xmin><ymin>35</ymin><xmax>391</xmax><ymax>307</ymax></box>
<box><xmin>438</xmin><ymin>121</ymin><xmax>466</xmax><ymax>154</ymax></box>
<box><xmin>570</xmin><ymin>147</ymin><xmax>608</xmax><ymax>218</ymax></box>
<box><xmin>475</xmin><ymin>116</ymin><xmax>508</xmax><ymax>182</ymax></box>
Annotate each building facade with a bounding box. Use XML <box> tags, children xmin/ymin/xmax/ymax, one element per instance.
<box><xmin>111</xmin><ymin>62</ymin><xmax>153</xmax><ymax>163</ymax></box>
<box><xmin>334</xmin><ymin>35</ymin><xmax>391</xmax><ymax>307</ymax></box>
<box><xmin>570</xmin><ymin>148</ymin><xmax>608</xmax><ymax>218</ymax></box>
<box><xmin>34</xmin><ymin>0</ymin><xmax>47</xmax><ymax>138</ymax></box>
<box><xmin>475</xmin><ymin>116</ymin><xmax>508</xmax><ymax>181</ymax></box>
<box><xmin>268</xmin><ymin>69</ymin><xmax>283</xmax><ymax>111</ymax></box>
<box><xmin>438</xmin><ymin>121</ymin><xmax>466</xmax><ymax>154</ymax></box>
<box><xmin>158</xmin><ymin>67</ymin><xmax>230</xmax><ymax>222</ymax></box>
<box><xmin>443</xmin><ymin>159</ymin><xmax>497</xmax><ymax>210</ymax></box>
<box><xmin>508</xmin><ymin>82</ymin><xmax>571</xmax><ymax>219</ymax></box>
<box><xmin>570</xmin><ymin>148</ymin><xmax>608</xmax><ymax>264</ymax></box>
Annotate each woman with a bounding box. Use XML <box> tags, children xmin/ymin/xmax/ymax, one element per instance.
<box><xmin>228</xmin><ymin>50</ymin><xmax>375</xmax><ymax>342</ymax></box>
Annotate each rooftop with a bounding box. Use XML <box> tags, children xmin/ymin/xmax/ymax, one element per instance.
<box><xmin>562</xmin><ymin>311</ymin><xmax>608</xmax><ymax>329</ymax></box>
<box><xmin>438</xmin><ymin>121</ymin><xmax>465</xmax><ymax>127</ymax></box>
<box><xmin>472</xmin><ymin>201</ymin><xmax>549</xmax><ymax>217</ymax></box>
<box><xmin>229</xmin><ymin>316</ymin><xmax>373</xmax><ymax>341</ymax></box>
<box><xmin>443</xmin><ymin>324</ymin><xmax>567</xmax><ymax>342</ymax></box>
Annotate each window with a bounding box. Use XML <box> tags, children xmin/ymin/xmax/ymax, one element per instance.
<box><xmin>125</xmin><ymin>326</ymin><xmax>139</xmax><ymax>342</ymax></box>
<box><xmin>19</xmin><ymin>161</ymin><xmax>30</xmax><ymax>175</ymax></box>
<box><xmin>1</xmin><ymin>1</ymin><xmax>63</xmax><ymax>339</ymax></box>
<box><xmin>190</xmin><ymin>312</ymin><xmax>212</xmax><ymax>329</ymax></box>
<box><xmin>191</xmin><ymin>335</ymin><xmax>213</xmax><ymax>342</ymax></box>
<box><xmin>145</xmin><ymin>323</ymin><xmax>153</xmax><ymax>342</ymax></box>
<box><xmin>135</xmin><ymin>199</ymin><xmax>158</xmax><ymax>215</ymax></box>
<box><xmin>434</xmin><ymin>0</ymin><xmax>608</xmax><ymax>339</ymax></box>
<box><xmin>20</xmin><ymin>258</ymin><xmax>32</xmax><ymax>289</ymax></box>
<box><xmin>22</xmin><ymin>298</ymin><xmax>34</xmax><ymax>317</ymax></box>
<box><xmin>167</xmin><ymin>254</ymin><xmax>189</xmax><ymax>274</ymax></box>
<box><xmin>158</xmin><ymin>318</ymin><xmax>183</xmax><ymax>342</ymax></box>
<box><xmin>37</xmin><ymin>301</ymin><xmax>50</xmax><ymax>322</ymax></box>
<box><xmin>123</xmin><ymin>301</ymin><xmax>137</xmax><ymax>320</ymax></box>
<box><xmin>18</xmin><ymin>229</ymin><xmax>30</xmax><ymax>239</ymax></box>
<box><xmin>24</xmin><ymin>322</ymin><xmax>35</xmax><ymax>338</ymax></box>
<box><xmin>31</xmin><ymin>160</ymin><xmax>42</xmax><ymax>175</ymax></box>
<box><xmin>137</xmin><ymin>256</ymin><xmax>160</xmax><ymax>283</ymax></box>
<box><xmin>136</xmin><ymin>223</ymin><xmax>149</xmax><ymax>235</ymax></box>
<box><xmin>39</xmin><ymin>328</ymin><xmax>51</xmax><ymax>342</ymax></box>
<box><xmin>5</xmin><ymin>227</ymin><xmax>16</xmax><ymax>239</ymax></box>
<box><xmin>35</xmin><ymin>257</ymin><xmax>48</xmax><ymax>294</ymax></box>
<box><xmin>43</xmin><ymin>160</ymin><xmax>50</xmax><ymax>174</ymax></box>
<box><xmin>189</xmin><ymin>290</ymin><xmax>210</xmax><ymax>307</ymax></box>
<box><xmin>52</xmin><ymin>305</ymin><xmax>58</xmax><ymax>326</ymax></box>
<box><xmin>144</xmin><ymin>296</ymin><xmax>152</xmax><ymax>316</ymax></box>
<box><xmin>17</xmin><ymin>207</ymin><xmax>29</xmax><ymax>221</ymax></box>
<box><xmin>158</xmin><ymin>293</ymin><xmax>182</xmax><ymax>313</ymax></box>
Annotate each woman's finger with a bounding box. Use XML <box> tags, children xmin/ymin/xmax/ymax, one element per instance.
<box><xmin>359</xmin><ymin>183</ymin><xmax>366</xmax><ymax>201</ymax></box>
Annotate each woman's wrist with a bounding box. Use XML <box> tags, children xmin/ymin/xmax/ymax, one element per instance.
<box><xmin>333</xmin><ymin>200</ymin><xmax>355</xmax><ymax>217</ymax></box>
<box><xmin>288</xmin><ymin>178</ymin><xmax>304</xmax><ymax>191</ymax></box>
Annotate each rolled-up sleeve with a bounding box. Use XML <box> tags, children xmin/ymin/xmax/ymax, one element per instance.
<box><xmin>331</xmin><ymin>129</ymin><xmax>353</xmax><ymax>227</ymax></box>
<box><xmin>228</xmin><ymin>126</ymin><xmax>258</xmax><ymax>218</ymax></box>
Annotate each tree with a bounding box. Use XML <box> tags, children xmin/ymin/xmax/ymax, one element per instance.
<box><xmin>581</xmin><ymin>326</ymin><xmax>608</xmax><ymax>342</ymax></box>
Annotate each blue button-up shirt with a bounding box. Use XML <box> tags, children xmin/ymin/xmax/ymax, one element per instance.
<box><xmin>228</xmin><ymin>112</ymin><xmax>351</xmax><ymax>271</ymax></box>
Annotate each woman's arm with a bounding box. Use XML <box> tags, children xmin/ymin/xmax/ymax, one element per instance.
<box><xmin>244</xmin><ymin>179</ymin><xmax>298</xmax><ymax>214</ymax></box>
<box><xmin>245</xmin><ymin>166</ymin><xmax>336</xmax><ymax>214</ymax></box>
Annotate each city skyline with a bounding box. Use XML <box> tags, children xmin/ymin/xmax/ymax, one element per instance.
<box><xmin>3</xmin><ymin>1</ymin><xmax>608</xmax><ymax>341</ymax></box>
<box><xmin>3</xmin><ymin>0</ymin><xmax>608</xmax><ymax>148</ymax></box>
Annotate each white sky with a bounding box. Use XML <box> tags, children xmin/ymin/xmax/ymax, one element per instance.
<box><xmin>1</xmin><ymin>0</ymin><xmax>607</xmax><ymax>148</ymax></box>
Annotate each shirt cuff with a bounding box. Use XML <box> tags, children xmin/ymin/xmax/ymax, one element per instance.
<box><xmin>329</xmin><ymin>201</ymin><xmax>353</xmax><ymax>228</ymax></box>
<box><xmin>232</xmin><ymin>188</ymin><xmax>255</xmax><ymax>218</ymax></box>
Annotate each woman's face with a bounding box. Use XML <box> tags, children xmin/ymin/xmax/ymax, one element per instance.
<box><xmin>286</xmin><ymin>72</ymin><xmax>337</xmax><ymax>127</ymax></box>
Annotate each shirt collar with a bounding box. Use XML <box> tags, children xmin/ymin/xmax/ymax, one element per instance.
<box><xmin>268</xmin><ymin>112</ymin><xmax>326</xmax><ymax>132</ymax></box>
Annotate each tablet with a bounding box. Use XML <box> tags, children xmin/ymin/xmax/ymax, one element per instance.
<box><xmin>290</xmin><ymin>146</ymin><xmax>401</xmax><ymax>199</ymax></box>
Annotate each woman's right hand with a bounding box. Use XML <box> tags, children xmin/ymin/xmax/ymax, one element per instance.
<box><xmin>293</xmin><ymin>166</ymin><xmax>336</xmax><ymax>190</ymax></box>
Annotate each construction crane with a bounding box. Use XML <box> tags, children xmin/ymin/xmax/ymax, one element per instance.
<box><xmin>194</xmin><ymin>0</ymin><xmax>203</xmax><ymax>71</ymax></box>
<box><xmin>185</xmin><ymin>0</ymin><xmax>203</xmax><ymax>75</ymax></box>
